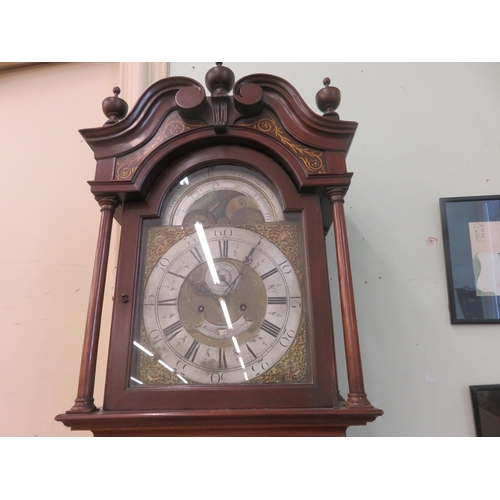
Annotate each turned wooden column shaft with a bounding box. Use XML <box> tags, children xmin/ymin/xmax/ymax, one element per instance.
<box><xmin>327</xmin><ymin>187</ymin><xmax>371</xmax><ymax>407</ymax></box>
<box><xmin>68</xmin><ymin>196</ymin><xmax>120</xmax><ymax>413</ymax></box>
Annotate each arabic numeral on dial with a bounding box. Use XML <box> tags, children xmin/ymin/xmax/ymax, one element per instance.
<box><xmin>252</xmin><ymin>360</ymin><xmax>270</xmax><ymax>375</ymax></box>
<box><xmin>144</xmin><ymin>294</ymin><xmax>155</xmax><ymax>306</ymax></box>
<box><xmin>149</xmin><ymin>329</ymin><xmax>163</xmax><ymax>345</ymax></box>
<box><xmin>191</xmin><ymin>188</ymin><xmax>203</xmax><ymax>199</ymax></box>
<box><xmin>158</xmin><ymin>257</ymin><xmax>170</xmax><ymax>270</ymax></box>
<box><xmin>211</xmin><ymin>372</ymin><xmax>226</xmax><ymax>384</ymax></box>
<box><xmin>176</xmin><ymin>360</ymin><xmax>188</xmax><ymax>373</ymax></box>
<box><xmin>279</xmin><ymin>329</ymin><xmax>296</xmax><ymax>347</ymax></box>
<box><xmin>214</xmin><ymin>228</ymin><xmax>233</xmax><ymax>238</ymax></box>
<box><xmin>279</xmin><ymin>260</ymin><xmax>292</xmax><ymax>274</ymax></box>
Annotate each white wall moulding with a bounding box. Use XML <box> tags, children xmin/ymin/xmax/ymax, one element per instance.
<box><xmin>119</xmin><ymin>62</ymin><xmax>169</xmax><ymax>107</ymax></box>
<box><xmin>0</xmin><ymin>63</ymin><xmax>54</xmax><ymax>73</ymax></box>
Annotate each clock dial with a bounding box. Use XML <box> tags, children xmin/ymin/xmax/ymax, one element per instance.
<box><xmin>142</xmin><ymin>226</ymin><xmax>302</xmax><ymax>384</ymax></box>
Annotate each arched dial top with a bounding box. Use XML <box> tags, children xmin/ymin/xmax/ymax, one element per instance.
<box><xmin>162</xmin><ymin>165</ymin><xmax>284</xmax><ymax>227</ymax></box>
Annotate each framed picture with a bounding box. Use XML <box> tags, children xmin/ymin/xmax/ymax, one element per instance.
<box><xmin>470</xmin><ymin>384</ymin><xmax>500</xmax><ymax>437</ymax></box>
<box><xmin>440</xmin><ymin>195</ymin><xmax>500</xmax><ymax>323</ymax></box>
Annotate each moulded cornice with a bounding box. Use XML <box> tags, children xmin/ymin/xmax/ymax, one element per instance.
<box><xmin>79</xmin><ymin>76</ymin><xmax>204</xmax><ymax>157</ymax></box>
<box><xmin>80</xmin><ymin>70</ymin><xmax>357</xmax><ymax>161</ymax></box>
<box><xmin>234</xmin><ymin>73</ymin><xmax>358</xmax><ymax>135</ymax></box>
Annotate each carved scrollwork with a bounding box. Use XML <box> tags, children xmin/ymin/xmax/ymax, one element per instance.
<box><xmin>233</xmin><ymin>82</ymin><xmax>264</xmax><ymax>116</ymax></box>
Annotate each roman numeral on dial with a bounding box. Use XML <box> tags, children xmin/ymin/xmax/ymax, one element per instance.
<box><xmin>260</xmin><ymin>267</ymin><xmax>278</xmax><ymax>280</ymax></box>
<box><xmin>261</xmin><ymin>319</ymin><xmax>281</xmax><ymax>338</ymax></box>
<box><xmin>189</xmin><ymin>247</ymin><xmax>204</xmax><ymax>264</ymax></box>
<box><xmin>267</xmin><ymin>296</ymin><xmax>287</xmax><ymax>305</ymax></box>
<box><xmin>167</xmin><ymin>271</ymin><xmax>185</xmax><ymax>280</ymax></box>
<box><xmin>218</xmin><ymin>240</ymin><xmax>229</xmax><ymax>258</ymax></box>
<box><xmin>219</xmin><ymin>348</ymin><xmax>227</xmax><ymax>369</ymax></box>
<box><xmin>246</xmin><ymin>343</ymin><xmax>258</xmax><ymax>359</ymax></box>
<box><xmin>158</xmin><ymin>298</ymin><xmax>177</xmax><ymax>306</ymax></box>
<box><xmin>185</xmin><ymin>340</ymin><xmax>200</xmax><ymax>362</ymax></box>
<box><xmin>163</xmin><ymin>320</ymin><xmax>183</xmax><ymax>341</ymax></box>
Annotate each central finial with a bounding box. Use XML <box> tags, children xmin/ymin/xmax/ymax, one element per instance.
<box><xmin>205</xmin><ymin>62</ymin><xmax>235</xmax><ymax>96</ymax></box>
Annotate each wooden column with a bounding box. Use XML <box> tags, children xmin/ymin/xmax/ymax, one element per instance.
<box><xmin>327</xmin><ymin>187</ymin><xmax>371</xmax><ymax>407</ymax></box>
<box><xmin>68</xmin><ymin>196</ymin><xmax>120</xmax><ymax>413</ymax></box>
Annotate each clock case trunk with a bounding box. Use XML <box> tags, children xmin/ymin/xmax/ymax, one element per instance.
<box><xmin>56</xmin><ymin>65</ymin><xmax>382</xmax><ymax>435</ymax></box>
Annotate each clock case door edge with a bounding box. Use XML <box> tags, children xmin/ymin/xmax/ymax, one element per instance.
<box><xmin>103</xmin><ymin>147</ymin><xmax>339</xmax><ymax>411</ymax></box>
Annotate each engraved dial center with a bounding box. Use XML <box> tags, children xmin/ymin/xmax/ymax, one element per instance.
<box><xmin>178</xmin><ymin>257</ymin><xmax>268</xmax><ymax>346</ymax></box>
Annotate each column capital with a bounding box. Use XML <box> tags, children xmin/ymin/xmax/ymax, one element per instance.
<box><xmin>95</xmin><ymin>195</ymin><xmax>120</xmax><ymax>211</ymax></box>
<box><xmin>325</xmin><ymin>186</ymin><xmax>348</xmax><ymax>203</ymax></box>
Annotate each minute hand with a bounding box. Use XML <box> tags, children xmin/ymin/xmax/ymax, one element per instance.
<box><xmin>223</xmin><ymin>238</ymin><xmax>261</xmax><ymax>297</ymax></box>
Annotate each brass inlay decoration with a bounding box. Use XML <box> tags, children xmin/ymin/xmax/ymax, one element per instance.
<box><xmin>241</xmin><ymin>118</ymin><xmax>326</xmax><ymax>174</ymax></box>
<box><xmin>138</xmin><ymin>325</ymin><xmax>180</xmax><ymax>385</ymax></box>
<box><xmin>115</xmin><ymin>112</ymin><xmax>202</xmax><ymax>180</ymax></box>
<box><xmin>138</xmin><ymin>226</ymin><xmax>194</xmax><ymax>386</ymax></box>
<box><xmin>143</xmin><ymin>226</ymin><xmax>194</xmax><ymax>282</ymax></box>
<box><xmin>136</xmin><ymin>222</ymin><xmax>308</xmax><ymax>385</ymax></box>
<box><xmin>249</xmin><ymin>317</ymin><xmax>307</xmax><ymax>384</ymax></box>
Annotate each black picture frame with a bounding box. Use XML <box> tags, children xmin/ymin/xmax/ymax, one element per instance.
<box><xmin>470</xmin><ymin>384</ymin><xmax>500</xmax><ymax>437</ymax></box>
<box><xmin>440</xmin><ymin>195</ymin><xmax>500</xmax><ymax>323</ymax></box>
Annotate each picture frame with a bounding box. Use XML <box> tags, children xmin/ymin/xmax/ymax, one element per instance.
<box><xmin>440</xmin><ymin>195</ymin><xmax>500</xmax><ymax>323</ymax></box>
<box><xmin>469</xmin><ymin>384</ymin><xmax>500</xmax><ymax>437</ymax></box>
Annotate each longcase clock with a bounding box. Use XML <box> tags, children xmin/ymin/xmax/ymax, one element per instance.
<box><xmin>56</xmin><ymin>63</ymin><xmax>383</xmax><ymax>436</ymax></box>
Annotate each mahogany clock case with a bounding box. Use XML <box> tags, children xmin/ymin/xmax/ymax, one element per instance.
<box><xmin>55</xmin><ymin>64</ymin><xmax>383</xmax><ymax>435</ymax></box>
